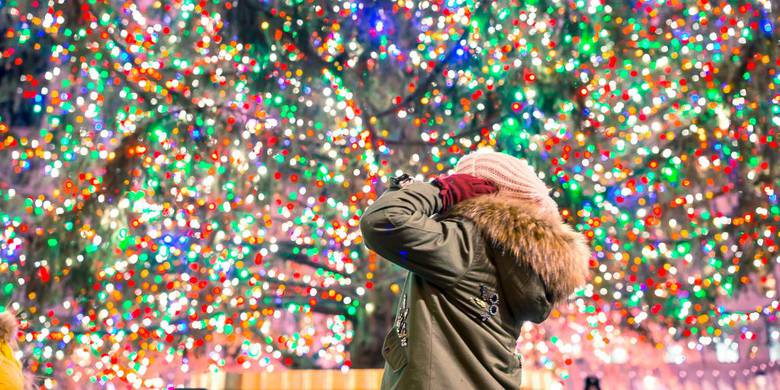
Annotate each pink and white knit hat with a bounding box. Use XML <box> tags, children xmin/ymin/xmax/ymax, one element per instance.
<box><xmin>454</xmin><ymin>149</ymin><xmax>558</xmax><ymax>214</ymax></box>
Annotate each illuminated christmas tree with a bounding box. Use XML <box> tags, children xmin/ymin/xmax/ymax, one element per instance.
<box><xmin>0</xmin><ymin>0</ymin><xmax>778</xmax><ymax>387</ymax></box>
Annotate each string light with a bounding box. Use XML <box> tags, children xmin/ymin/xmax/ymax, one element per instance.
<box><xmin>0</xmin><ymin>0</ymin><xmax>777</xmax><ymax>388</ymax></box>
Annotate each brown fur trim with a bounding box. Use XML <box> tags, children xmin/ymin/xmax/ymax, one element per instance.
<box><xmin>449</xmin><ymin>194</ymin><xmax>591</xmax><ymax>302</ymax></box>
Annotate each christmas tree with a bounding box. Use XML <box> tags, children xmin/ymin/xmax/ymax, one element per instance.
<box><xmin>0</xmin><ymin>0</ymin><xmax>778</xmax><ymax>387</ymax></box>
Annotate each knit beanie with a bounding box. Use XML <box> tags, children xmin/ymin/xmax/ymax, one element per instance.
<box><xmin>454</xmin><ymin>149</ymin><xmax>558</xmax><ymax>215</ymax></box>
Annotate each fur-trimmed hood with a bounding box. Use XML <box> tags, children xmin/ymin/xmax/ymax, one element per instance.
<box><xmin>448</xmin><ymin>194</ymin><xmax>591</xmax><ymax>303</ymax></box>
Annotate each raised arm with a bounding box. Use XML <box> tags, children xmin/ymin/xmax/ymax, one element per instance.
<box><xmin>359</xmin><ymin>174</ymin><xmax>495</xmax><ymax>288</ymax></box>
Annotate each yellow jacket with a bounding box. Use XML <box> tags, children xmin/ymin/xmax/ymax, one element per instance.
<box><xmin>0</xmin><ymin>342</ymin><xmax>24</xmax><ymax>390</ymax></box>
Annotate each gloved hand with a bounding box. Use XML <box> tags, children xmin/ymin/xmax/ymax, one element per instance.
<box><xmin>431</xmin><ymin>173</ymin><xmax>498</xmax><ymax>210</ymax></box>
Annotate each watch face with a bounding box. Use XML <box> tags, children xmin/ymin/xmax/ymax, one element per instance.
<box><xmin>391</xmin><ymin>173</ymin><xmax>413</xmax><ymax>187</ymax></box>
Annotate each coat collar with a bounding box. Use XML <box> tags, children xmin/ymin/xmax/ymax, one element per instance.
<box><xmin>448</xmin><ymin>194</ymin><xmax>591</xmax><ymax>302</ymax></box>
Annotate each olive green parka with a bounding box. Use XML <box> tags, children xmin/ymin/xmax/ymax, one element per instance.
<box><xmin>359</xmin><ymin>177</ymin><xmax>590</xmax><ymax>390</ymax></box>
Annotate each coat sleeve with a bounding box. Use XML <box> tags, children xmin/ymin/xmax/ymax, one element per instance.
<box><xmin>359</xmin><ymin>180</ymin><xmax>474</xmax><ymax>288</ymax></box>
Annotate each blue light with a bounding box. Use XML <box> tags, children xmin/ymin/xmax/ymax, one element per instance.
<box><xmin>762</xmin><ymin>20</ymin><xmax>773</xmax><ymax>36</ymax></box>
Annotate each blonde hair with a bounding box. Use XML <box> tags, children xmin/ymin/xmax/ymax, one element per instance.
<box><xmin>0</xmin><ymin>310</ymin><xmax>18</xmax><ymax>346</ymax></box>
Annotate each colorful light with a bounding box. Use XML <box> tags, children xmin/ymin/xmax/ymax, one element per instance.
<box><xmin>0</xmin><ymin>0</ymin><xmax>777</xmax><ymax>388</ymax></box>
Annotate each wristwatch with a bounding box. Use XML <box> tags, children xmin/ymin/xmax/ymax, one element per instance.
<box><xmin>390</xmin><ymin>173</ymin><xmax>414</xmax><ymax>188</ymax></box>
